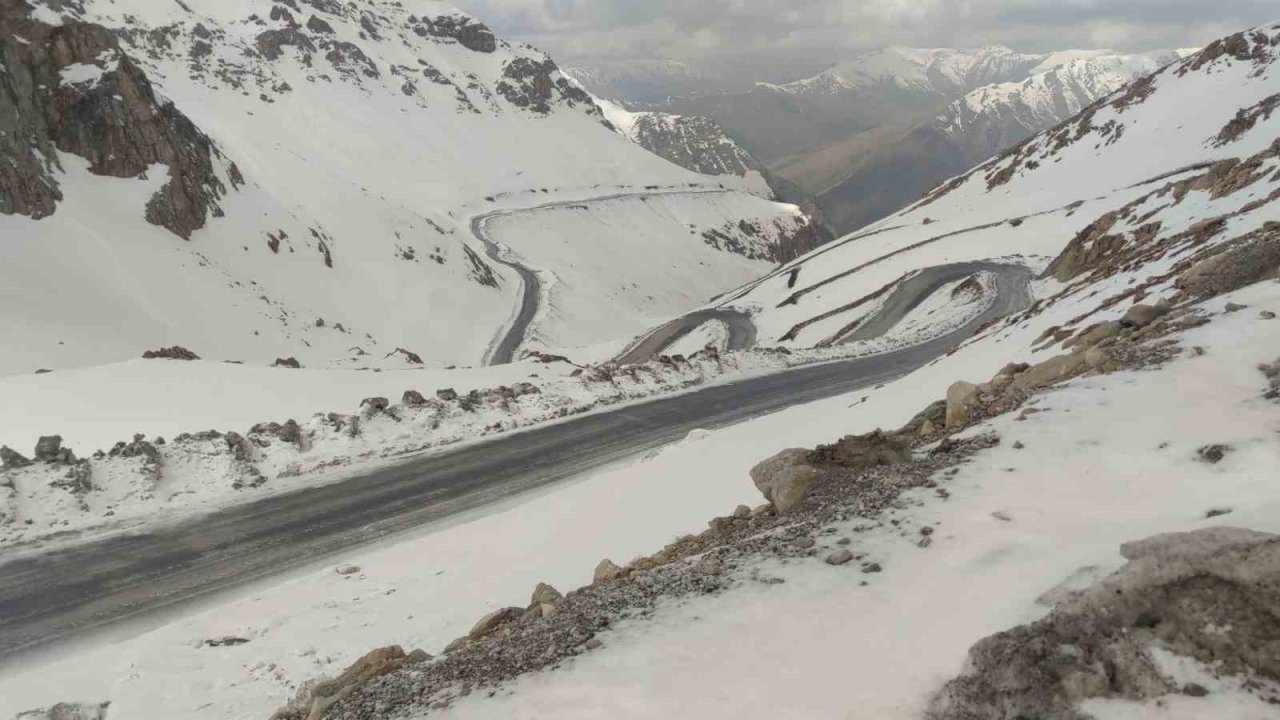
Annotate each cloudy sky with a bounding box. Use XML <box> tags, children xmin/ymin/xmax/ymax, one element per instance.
<box><xmin>452</xmin><ymin>0</ymin><xmax>1277</xmax><ymax>79</ymax></box>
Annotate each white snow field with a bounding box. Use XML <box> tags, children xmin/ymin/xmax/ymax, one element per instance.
<box><xmin>3</xmin><ymin>15</ymin><xmax>1280</xmax><ymax>720</ymax></box>
<box><xmin>0</xmin><ymin>0</ymin><xmax>808</xmax><ymax>376</ymax></box>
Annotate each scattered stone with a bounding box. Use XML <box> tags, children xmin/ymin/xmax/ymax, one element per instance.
<box><xmin>14</xmin><ymin>702</ymin><xmax>110</xmax><ymax>720</ymax></box>
<box><xmin>861</xmin><ymin>563</ymin><xmax>883</xmax><ymax>574</ymax></box>
<box><xmin>1012</xmin><ymin>441</ymin><xmax>1025</xmax><ymax>450</ymax></box>
<box><xmin>436</xmin><ymin>388</ymin><xmax>459</xmax><ymax>402</ymax></box>
<box><xmin>299</xmin><ymin>646</ymin><xmax>408</xmax><ymax>719</ymax></box>
<box><xmin>1119</xmin><ymin>304</ymin><xmax>1168</xmax><ymax>328</ymax></box>
<box><xmin>402</xmin><ymin>390</ymin><xmax>428</xmax><ymax>406</ymax></box>
<box><xmin>992</xmin><ymin>511</ymin><xmax>1013</xmax><ymax>522</ymax></box>
<box><xmin>918</xmin><ymin>536</ymin><xmax>934</xmax><ymax>548</ymax></box>
<box><xmin>1206</xmin><ymin>507</ymin><xmax>1234</xmax><ymax>519</ymax></box>
<box><xmin>790</xmin><ymin>537</ymin><xmax>816</xmax><ymax>550</ymax></box>
<box><xmin>825</xmin><ymin>549</ymin><xmax>854</xmax><ymax>566</ymax></box>
<box><xmin>920</xmin><ymin>526</ymin><xmax>935</xmax><ymax>536</ymax></box>
<box><xmin>273</xmin><ymin>357</ymin><xmax>302</xmax><ymax>369</ymax></box>
<box><xmin>205</xmin><ymin>636</ymin><xmax>250</xmax><ymax>647</ymax></box>
<box><xmin>732</xmin><ymin>504</ymin><xmax>751</xmax><ymax>519</ymax></box>
<box><xmin>1196</xmin><ymin>444</ymin><xmax>1230</xmax><ymax>464</ymax></box>
<box><xmin>582</xmin><ymin>637</ymin><xmax>603</xmax><ymax>651</ymax></box>
<box><xmin>1224</xmin><ymin>302</ymin><xmax>1248</xmax><ymax>313</ymax></box>
<box><xmin>750</xmin><ymin>448</ymin><xmax>822</xmax><ymax>512</ymax></box>
<box><xmin>1261</xmin><ymin>310</ymin><xmax>1277</xmax><ymax>320</ymax></box>
<box><xmin>335</xmin><ymin>565</ymin><xmax>361</xmax><ymax>576</ymax></box>
<box><xmin>469</xmin><ymin>608</ymin><xmax>523</xmax><ymax>639</ymax></box>
<box><xmin>405</xmin><ymin>649</ymin><xmax>433</xmax><ymax>665</ymax></box>
<box><xmin>142</xmin><ymin>346</ymin><xmax>200</xmax><ymax>361</ymax></box>
<box><xmin>593</xmin><ymin>559</ymin><xmax>625</xmax><ymax>584</ymax></box>
<box><xmin>1182</xmin><ymin>683</ymin><xmax>1210</xmax><ymax>698</ymax></box>
<box><xmin>360</xmin><ymin>397</ymin><xmax>390</xmax><ymax>416</ymax></box>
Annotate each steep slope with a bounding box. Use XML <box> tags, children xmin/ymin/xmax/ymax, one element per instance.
<box><xmin>717</xmin><ymin>23</ymin><xmax>1280</xmax><ymax>352</ymax></box>
<box><xmin>656</xmin><ymin>46</ymin><xmax>1067</xmax><ymax>165</ymax></box>
<box><xmin>0</xmin><ymin>0</ymin><xmax>813</xmax><ymax>375</ymax></box>
<box><xmin>802</xmin><ymin>50</ymin><xmax>1185</xmax><ymax>233</ymax></box>
<box><xmin>596</xmin><ymin>98</ymin><xmax>774</xmax><ymax>198</ymax></box>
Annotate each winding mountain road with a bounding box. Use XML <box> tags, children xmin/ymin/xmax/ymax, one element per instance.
<box><xmin>0</xmin><ymin>263</ymin><xmax>1032</xmax><ymax>662</ymax></box>
<box><xmin>613</xmin><ymin>308</ymin><xmax>757</xmax><ymax>365</ymax></box>
<box><xmin>473</xmin><ymin>189</ymin><xmax>736</xmax><ymax>366</ymax></box>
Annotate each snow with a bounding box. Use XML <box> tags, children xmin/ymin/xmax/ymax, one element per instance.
<box><xmin>1</xmin><ymin>0</ymin><xmax>803</xmax><ymax>375</ymax></box>
<box><xmin>5</xmin><ymin>274</ymin><xmax>1276</xmax><ymax>720</ymax></box>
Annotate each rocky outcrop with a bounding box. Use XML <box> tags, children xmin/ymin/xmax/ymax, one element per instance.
<box><xmin>496</xmin><ymin>57</ymin><xmax>598</xmax><ymax>116</ymax></box>
<box><xmin>809</xmin><ymin>430</ymin><xmax>912</xmax><ymax>468</ymax></box>
<box><xmin>0</xmin><ymin>446</ymin><xmax>33</xmax><ymax>470</ymax></box>
<box><xmin>410</xmin><ymin>14</ymin><xmax>496</xmax><ymax>54</ymax></box>
<box><xmin>1176</xmin><ymin>231</ymin><xmax>1280</xmax><ymax>297</ymax></box>
<box><xmin>0</xmin><ymin>1</ymin><xmax>239</xmax><ymax>238</ymax></box>
<box><xmin>750</xmin><ymin>448</ymin><xmax>822</xmax><ymax>512</ymax></box>
<box><xmin>142</xmin><ymin>346</ymin><xmax>200</xmax><ymax>360</ymax></box>
<box><xmin>928</xmin><ymin>528</ymin><xmax>1280</xmax><ymax>720</ymax></box>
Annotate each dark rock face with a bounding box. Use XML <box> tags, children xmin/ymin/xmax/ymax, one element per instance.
<box><xmin>411</xmin><ymin>14</ymin><xmax>496</xmax><ymax>54</ymax></box>
<box><xmin>0</xmin><ymin>1</ymin><xmax>239</xmax><ymax>238</ymax></box>
<box><xmin>142</xmin><ymin>346</ymin><xmax>200</xmax><ymax>360</ymax></box>
<box><xmin>0</xmin><ymin>445</ymin><xmax>33</xmax><ymax>470</ymax></box>
<box><xmin>629</xmin><ymin>113</ymin><xmax>759</xmax><ymax>178</ymax></box>
<box><xmin>273</xmin><ymin>357</ymin><xmax>302</xmax><ymax>369</ymax></box>
<box><xmin>928</xmin><ymin>528</ymin><xmax>1280</xmax><ymax>720</ymax></box>
<box><xmin>496</xmin><ymin>57</ymin><xmax>597</xmax><ymax>116</ymax></box>
<box><xmin>255</xmin><ymin>27</ymin><xmax>316</xmax><ymax>61</ymax></box>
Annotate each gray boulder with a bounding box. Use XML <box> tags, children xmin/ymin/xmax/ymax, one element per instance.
<box><xmin>0</xmin><ymin>446</ymin><xmax>32</xmax><ymax>470</ymax></box>
<box><xmin>530</xmin><ymin>582</ymin><xmax>563</xmax><ymax>606</ymax></box>
<box><xmin>927</xmin><ymin>527</ymin><xmax>1280</xmax><ymax>720</ymax></box>
<box><xmin>469</xmin><ymin>607</ymin><xmax>523</xmax><ymax>639</ymax></box>
<box><xmin>750</xmin><ymin>448</ymin><xmax>823</xmax><ymax>513</ymax></box>
<box><xmin>811</xmin><ymin>430</ymin><xmax>912</xmax><ymax>468</ymax></box>
<box><xmin>593</xmin><ymin>559</ymin><xmax>625</xmax><ymax>584</ymax></box>
<box><xmin>1120</xmin><ymin>303</ymin><xmax>1168</xmax><ymax>329</ymax></box>
<box><xmin>945</xmin><ymin>381</ymin><xmax>980</xmax><ymax>428</ymax></box>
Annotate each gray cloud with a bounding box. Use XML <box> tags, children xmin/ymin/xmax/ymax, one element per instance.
<box><xmin>451</xmin><ymin>0</ymin><xmax>1277</xmax><ymax>79</ymax></box>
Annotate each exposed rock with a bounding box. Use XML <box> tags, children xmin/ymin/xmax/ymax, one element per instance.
<box><xmin>825</xmin><ymin>549</ymin><xmax>854</xmax><ymax>566</ymax></box>
<box><xmin>205</xmin><ymin>636</ymin><xmax>251</xmax><ymax>647</ymax></box>
<box><xmin>386</xmin><ymin>347</ymin><xmax>424</xmax><ymax>365</ymax></box>
<box><xmin>1196</xmin><ymin>443</ymin><xmax>1230</xmax><ymax>464</ymax></box>
<box><xmin>1177</xmin><ymin>234</ymin><xmax>1280</xmax><ymax>297</ymax></box>
<box><xmin>402</xmin><ymin>390</ymin><xmax>428</xmax><ymax>406</ymax></box>
<box><xmin>298</xmin><ymin>645</ymin><xmax>408</xmax><ymax>720</ymax></box>
<box><xmin>593</xmin><ymin>559</ymin><xmax>625</xmax><ymax>584</ymax></box>
<box><xmin>496</xmin><ymin>57</ymin><xmax>596</xmax><ymax>116</ymax></box>
<box><xmin>927</xmin><ymin>528</ymin><xmax>1280</xmax><ymax>720</ymax></box>
<box><xmin>34</xmin><ymin>435</ymin><xmax>65</xmax><ymax>462</ymax></box>
<box><xmin>750</xmin><ymin>448</ymin><xmax>823</xmax><ymax>512</ymax></box>
<box><xmin>0</xmin><ymin>10</ymin><xmax>237</xmax><ymax>238</ymax></box>
<box><xmin>436</xmin><ymin>388</ymin><xmax>459</xmax><ymax>402</ymax></box>
<box><xmin>256</xmin><ymin>27</ymin><xmax>316</xmax><ymax>61</ymax></box>
<box><xmin>530</xmin><ymin>582</ymin><xmax>563</xmax><ymax>606</ymax></box>
<box><xmin>143</xmin><ymin>346</ymin><xmax>200</xmax><ymax>361</ymax></box>
<box><xmin>809</xmin><ymin>430</ymin><xmax>912</xmax><ymax>468</ymax></box>
<box><xmin>335</xmin><ymin>564</ymin><xmax>361</xmax><ymax>576</ymax></box>
<box><xmin>1011</xmin><ymin>353</ymin><xmax>1088</xmax><ymax>391</ymax></box>
<box><xmin>0</xmin><ymin>446</ymin><xmax>33</xmax><ymax>470</ymax></box>
<box><xmin>946</xmin><ymin>381</ymin><xmax>980</xmax><ymax>428</ymax></box>
<box><xmin>1120</xmin><ymin>304</ymin><xmax>1168</xmax><ymax>329</ymax></box>
<box><xmin>469</xmin><ymin>607</ymin><xmax>522</xmax><ymax>639</ymax></box>
<box><xmin>412</xmin><ymin>14</ymin><xmax>496</xmax><ymax>53</ymax></box>
<box><xmin>1083</xmin><ymin>345</ymin><xmax>1114</xmax><ymax>371</ymax></box>
<box><xmin>360</xmin><ymin>397</ymin><xmax>390</xmax><ymax>415</ymax></box>
<box><xmin>732</xmin><ymin>504</ymin><xmax>751</xmax><ymax>519</ymax></box>
<box><xmin>13</xmin><ymin>702</ymin><xmax>110</xmax><ymax>720</ymax></box>
<box><xmin>273</xmin><ymin>357</ymin><xmax>302</xmax><ymax>369</ymax></box>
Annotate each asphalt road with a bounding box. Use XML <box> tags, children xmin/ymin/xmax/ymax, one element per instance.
<box><xmin>473</xmin><ymin>190</ymin><xmax>735</xmax><ymax>366</ymax></box>
<box><xmin>840</xmin><ymin>262</ymin><xmax>1031</xmax><ymax>343</ymax></box>
<box><xmin>613</xmin><ymin>308</ymin><xmax>757</xmax><ymax>365</ymax></box>
<box><xmin>0</xmin><ymin>265</ymin><xmax>1031</xmax><ymax>661</ymax></box>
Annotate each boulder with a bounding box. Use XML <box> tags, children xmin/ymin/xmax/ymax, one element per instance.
<box><xmin>750</xmin><ymin>448</ymin><xmax>822</xmax><ymax>513</ymax></box>
<box><xmin>1119</xmin><ymin>303</ymin><xmax>1168</xmax><ymax>329</ymax></box>
<box><xmin>469</xmin><ymin>607</ymin><xmax>523</xmax><ymax>639</ymax></box>
<box><xmin>0</xmin><ymin>446</ymin><xmax>32</xmax><ymax>470</ymax></box>
<box><xmin>360</xmin><ymin>397</ymin><xmax>390</xmax><ymax>415</ymax></box>
<box><xmin>811</xmin><ymin>430</ymin><xmax>912</xmax><ymax>468</ymax></box>
<box><xmin>273</xmin><ymin>357</ymin><xmax>302</xmax><ymax>369</ymax></box>
<box><xmin>34</xmin><ymin>435</ymin><xmax>65</xmax><ymax>462</ymax></box>
<box><xmin>593</xmin><ymin>559</ymin><xmax>625</xmax><ymax>584</ymax></box>
<box><xmin>1177</xmin><ymin>234</ymin><xmax>1280</xmax><ymax>297</ymax></box>
<box><xmin>13</xmin><ymin>702</ymin><xmax>110</xmax><ymax>720</ymax></box>
<box><xmin>1084</xmin><ymin>346</ymin><xmax>1113</xmax><ymax>371</ymax></box>
<box><xmin>732</xmin><ymin>504</ymin><xmax>751</xmax><ymax>519</ymax></box>
<box><xmin>303</xmin><ymin>646</ymin><xmax>407</xmax><ymax>720</ymax></box>
<box><xmin>945</xmin><ymin>381</ymin><xmax>980</xmax><ymax>428</ymax></box>
<box><xmin>530</xmin><ymin>582</ymin><xmax>563</xmax><ymax>606</ymax></box>
<box><xmin>402</xmin><ymin>390</ymin><xmax>428</xmax><ymax>406</ymax></box>
<box><xmin>1072</xmin><ymin>321</ymin><xmax>1122</xmax><ymax>349</ymax></box>
<box><xmin>436</xmin><ymin>388</ymin><xmax>459</xmax><ymax>402</ymax></box>
<box><xmin>825</xmin><ymin>549</ymin><xmax>854</xmax><ymax>566</ymax></box>
<box><xmin>1011</xmin><ymin>353</ymin><xmax>1089</xmax><ymax>391</ymax></box>
<box><xmin>927</xmin><ymin>528</ymin><xmax>1280</xmax><ymax>720</ymax></box>
<box><xmin>142</xmin><ymin>346</ymin><xmax>200</xmax><ymax>361</ymax></box>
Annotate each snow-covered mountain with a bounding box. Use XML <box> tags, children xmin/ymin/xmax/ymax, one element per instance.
<box><xmin>722</xmin><ymin>24</ymin><xmax>1279</xmax><ymax>352</ymax></box>
<box><xmin>769</xmin><ymin>45</ymin><xmax>1053</xmax><ymax>98</ymax></box>
<box><xmin>0</xmin><ymin>0</ymin><xmax>820</xmax><ymax>376</ymax></box>
<box><xmin>596</xmin><ymin>98</ymin><xmax>775</xmax><ymax>199</ymax></box>
<box><xmin>805</xmin><ymin>49</ymin><xmax>1187</xmax><ymax>234</ymax></box>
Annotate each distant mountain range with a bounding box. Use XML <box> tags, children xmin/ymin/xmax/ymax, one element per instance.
<box><xmin>575</xmin><ymin>45</ymin><xmax>1193</xmax><ymax>236</ymax></box>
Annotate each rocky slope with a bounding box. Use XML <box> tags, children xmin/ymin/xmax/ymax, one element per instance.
<box><xmin>802</xmin><ymin>50</ymin><xmax>1185</xmax><ymax>234</ymax></box>
<box><xmin>0</xmin><ymin>0</ymin><xmax>816</xmax><ymax>375</ymax></box>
